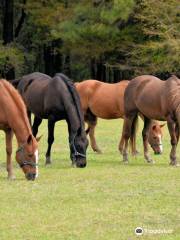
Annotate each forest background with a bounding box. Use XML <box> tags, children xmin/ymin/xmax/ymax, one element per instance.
<box><xmin>0</xmin><ymin>0</ymin><xmax>179</xmax><ymax>82</ymax></box>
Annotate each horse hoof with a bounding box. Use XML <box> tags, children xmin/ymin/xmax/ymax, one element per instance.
<box><xmin>147</xmin><ymin>159</ymin><xmax>155</xmax><ymax>164</ymax></box>
<box><xmin>45</xmin><ymin>157</ymin><xmax>52</xmax><ymax>165</ymax></box>
<box><xmin>7</xmin><ymin>175</ymin><xmax>16</xmax><ymax>180</ymax></box>
<box><xmin>175</xmin><ymin>163</ymin><xmax>180</xmax><ymax>167</ymax></box>
<box><xmin>96</xmin><ymin>150</ymin><xmax>102</xmax><ymax>154</ymax></box>
<box><xmin>170</xmin><ymin>161</ymin><xmax>180</xmax><ymax>167</ymax></box>
<box><xmin>71</xmin><ymin>162</ymin><xmax>77</xmax><ymax>168</ymax></box>
<box><xmin>122</xmin><ymin>160</ymin><xmax>129</xmax><ymax>164</ymax></box>
<box><xmin>94</xmin><ymin>149</ymin><xmax>102</xmax><ymax>154</ymax></box>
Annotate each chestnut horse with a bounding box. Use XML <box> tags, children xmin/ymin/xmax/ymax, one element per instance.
<box><xmin>0</xmin><ymin>79</ymin><xmax>39</xmax><ymax>180</ymax></box>
<box><xmin>12</xmin><ymin>72</ymin><xmax>88</xmax><ymax>167</ymax></box>
<box><xmin>121</xmin><ymin>75</ymin><xmax>180</xmax><ymax>165</ymax></box>
<box><xmin>75</xmin><ymin>80</ymin><xmax>165</xmax><ymax>154</ymax></box>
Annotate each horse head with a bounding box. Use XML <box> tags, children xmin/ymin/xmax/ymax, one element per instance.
<box><xmin>70</xmin><ymin>128</ymin><xmax>88</xmax><ymax>168</ymax></box>
<box><xmin>148</xmin><ymin>123</ymin><xmax>165</xmax><ymax>155</ymax></box>
<box><xmin>16</xmin><ymin>134</ymin><xmax>39</xmax><ymax>180</ymax></box>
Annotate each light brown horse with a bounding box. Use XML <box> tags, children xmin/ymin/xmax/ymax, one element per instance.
<box><xmin>75</xmin><ymin>80</ymin><xmax>165</xmax><ymax>154</ymax></box>
<box><xmin>121</xmin><ymin>75</ymin><xmax>180</xmax><ymax>165</ymax></box>
<box><xmin>0</xmin><ymin>79</ymin><xmax>39</xmax><ymax>180</ymax></box>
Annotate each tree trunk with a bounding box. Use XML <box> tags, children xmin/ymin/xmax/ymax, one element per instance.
<box><xmin>15</xmin><ymin>0</ymin><xmax>26</xmax><ymax>39</ymax></box>
<box><xmin>96</xmin><ymin>60</ymin><xmax>102</xmax><ymax>80</ymax></box>
<box><xmin>90</xmin><ymin>58</ymin><xmax>96</xmax><ymax>79</ymax></box>
<box><xmin>53</xmin><ymin>39</ymin><xmax>63</xmax><ymax>74</ymax></box>
<box><xmin>64</xmin><ymin>54</ymin><xmax>71</xmax><ymax>77</ymax></box>
<box><xmin>3</xmin><ymin>0</ymin><xmax>14</xmax><ymax>44</ymax></box>
<box><xmin>3</xmin><ymin>0</ymin><xmax>15</xmax><ymax>80</ymax></box>
<box><xmin>43</xmin><ymin>44</ymin><xmax>54</xmax><ymax>76</ymax></box>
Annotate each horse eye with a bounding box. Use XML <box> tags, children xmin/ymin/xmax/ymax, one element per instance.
<box><xmin>153</xmin><ymin>137</ymin><xmax>157</xmax><ymax>140</ymax></box>
<box><xmin>28</xmin><ymin>154</ymin><xmax>33</xmax><ymax>157</ymax></box>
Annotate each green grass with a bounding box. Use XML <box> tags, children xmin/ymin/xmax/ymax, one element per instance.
<box><xmin>0</xmin><ymin>119</ymin><xmax>179</xmax><ymax>240</ymax></box>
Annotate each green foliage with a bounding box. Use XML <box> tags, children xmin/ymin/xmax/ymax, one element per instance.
<box><xmin>0</xmin><ymin>0</ymin><xmax>179</xmax><ymax>78</ymax></box>
<box><xmin>52</xmin><ymin>0</ymin><xmax>135</xmax><ymax>58</ymax></box>
<box><xmin>129</xmin><ymin>0</ymin><xmax>180</xmax><ymax>74</ymax></box>
<box><xmin>0</xmin><ymin>43</ymin><xmax>25</xmax><ymax>77</ymax></box>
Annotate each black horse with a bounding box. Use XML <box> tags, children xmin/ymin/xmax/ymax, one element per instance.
<box><xmin>12</xmin><ymin>72</ymin><xmax>88</xmax><ymax>167</ymax></box>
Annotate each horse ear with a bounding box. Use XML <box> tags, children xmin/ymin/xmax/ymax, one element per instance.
<box><xmin>11</xmin><ymin>79</ymin><xmax>20</xmax><ymax>88</ymax></box>
<box><xmin>152</xmin><ymin>125</ymin><xmax>156</xmax><ymax>130</ymax></box>
<box><xmin>27</xmin><ymin>134</ymin><xmax>33</xmax><ymax>144</ymax></box>
<box><xmin>36</xmin><ymin>135</ymin><xmax>43</xmax><ymax>142</ymax></box>
<box><xmin>160</xmin><ymin>123</ymin><xmax>166</xmax><ymax>128</ymax></box>
<box><xmin>86</xmin><ymin>127</ymin><xmax>90</xmax><ymax>135</ymax></box>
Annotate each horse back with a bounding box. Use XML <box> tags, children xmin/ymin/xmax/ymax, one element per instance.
<box><xmin>124</xmin><ymin>75</ymin><xmax>167</xmax><ymax>120</ymax></box>
<box><xmin>76</xmin><ymin>79</ymin><xmax>129</xmax><ymax>119</ymax></box>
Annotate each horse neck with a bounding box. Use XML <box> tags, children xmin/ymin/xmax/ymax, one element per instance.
<box><xmin>0</xmin><ymin>80</ymin><xmax>32</xmax><ymax>146</ymax></box>
<box><xmin>12</xmin><ymin>117</ymin><xmax>31</xmax><ymax>146</ymax></box>
<box><xmin>67</xmin><ymin>108</ymin><xmax>81</xmax><ymax>135</ymax></box>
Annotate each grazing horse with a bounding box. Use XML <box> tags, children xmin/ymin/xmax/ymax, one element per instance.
<box><xmin>75</xmin><ymin>80</ymin><xmax>165</xmax><ymax>154</ymax></box>
<box><xmin>121</xmin><ymin>75</ymin><xmax>180</xmax><ymax>165</ymax></box>
<box><xmin>12</xmin><ymin>72</ymin><xmax>88</xmax><ymax>167</ymax></box>
<box><xmin>0</xmin><ymin>79</ymin><xmax>39</xmax><ymax>180</ymax></box>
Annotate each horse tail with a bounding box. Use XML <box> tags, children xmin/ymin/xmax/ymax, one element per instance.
<box><xmin>130</xmin><ymin>114</ymin><xmax>138</xmax><ymax>154</ymax></box>
<box><xmin>55</xmin><ymin>73</ymin><xmax>84</xmax><ymax>131</ymax></box>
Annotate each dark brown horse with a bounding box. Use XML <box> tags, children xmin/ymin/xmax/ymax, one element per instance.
<box><xmin>12</xmin><ymin>72</ymin><xmax>88</xmax><ymax>167</ymax></box>
<box><xmin>0</xmin><ymin>79</ymin><xmax>39</xmax><ymax>180</ymax></box>
<box><xmin>75</xmin><ymin>80</ymin><xmax>165</xmax><ymax>154</ymax></box>
<box><xmin>121</xmin><ymin>75</ymin><xmax>180</xmax><ymax>165</ymax></box>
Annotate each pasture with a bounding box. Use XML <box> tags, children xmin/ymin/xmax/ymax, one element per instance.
<box><xmin>0</xmin><ymin>119</ymin><xmax>179</xmax><ymax>240</ymax></box>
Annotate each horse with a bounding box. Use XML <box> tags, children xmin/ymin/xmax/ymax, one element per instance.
<box><xmin>12</xmin><ymin>72</ymin><xmax>88</xmax><ymax>167</ymax></box>
<box><xmin>75</xmin><ymin>79</ymin><xmax>165</xmax><ymax>155</ymax></box>
<box><xmin>0</xmin><ymin>79</ymin><xmax>39</xmax><ymax>180</ymax></box>
<box><xmin>121</xmin><ymin>75</ymin><xmax>180</xmax><ymax>165</ymax></box>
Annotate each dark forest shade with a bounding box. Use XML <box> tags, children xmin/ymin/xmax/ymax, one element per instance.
<box><xmin>2</xmin><ymin>0</ymin><xmax>15</xmax><ymax>80</ymax></box>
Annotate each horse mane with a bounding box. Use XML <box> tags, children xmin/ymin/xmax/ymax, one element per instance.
<box><xmin>0</xmin><ymin>79</ymin><xmax>31</xmax><ymax>132</ymax></box>
<box><xmin>54</xmin><ymin>73</ymin><xmax>84</xmax><ymax>132</ymax></box>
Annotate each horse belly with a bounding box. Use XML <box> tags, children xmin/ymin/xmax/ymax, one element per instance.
<box><xmin>137</xmin><ymin>103</ymin><xmax>166</xmax><ymax>120</ymax></box>
<box><xmin>90</xmin><ymin>99</ymin><xmax>123</xmax><ymax>119</ymax></box>
<box><xmin>25</xmin><ymin>95</ymin><xmax>46</xmax><ymax>118</ymax></box>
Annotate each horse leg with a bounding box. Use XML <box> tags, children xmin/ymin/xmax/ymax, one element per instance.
<box><xmin>87</xmin><ymin>120</ymin><xmax>102</xmax><ymax>154</ymax></box>
<box><xmin>32</xmin><ymin>116</ymin><xmax>42</xmax><ymax>137</ymax></box>
<box><xmin>45</xmin><ymin>115</ymin><xmax>55</xmax><ymax>165</ymax></box>
<box><xmin>121</xmin><ymin>115</ymin><xmax>136</xmax><ymax>163</ymax></box>
<box><xmin>118</xmin><ymin>135</ymin><xmax>124</xmax><ymax>154</ymax></box>
<box><xmin>167</xmin><ymin>116</ymin><xmax>178</xmax><ymax>166</ymax></box>
<box><xmin>175</xmin><ymin>123</ymin><xmax>179</xmax><ymax>144</ymax></box>
<box><xmin>85</xmin><ymin>110</ymin><xmax>102</xmax><ymax>153</ymax></box>
<box><xmin>120</xmin><ymin>133</ymin><xmax>139</xmax><ymax>156</ymax></box>
<box><xmin>142</xmin><ymin>118</ymin><xmax>154</xmax><ymax>163</ymax></box>
<box><xmin>5</xmin><ymin>129</ymin><xmax>15</xmax><ymax>180</ymax></box>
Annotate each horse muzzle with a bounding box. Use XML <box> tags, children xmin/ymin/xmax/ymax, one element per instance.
<box><xmin>73</xmin><ymin>157</ymin><xmax>87</xmax><ymax>168</ymax></box>
<box><xmin>76</xmin><ymin>157</ymin><xmax>87</xmax><ymax>168</ymax></box>
<box><xmin>25</xmin><ymin>172</ymin><xmax>36</xmax><ymax>181</ymax></box>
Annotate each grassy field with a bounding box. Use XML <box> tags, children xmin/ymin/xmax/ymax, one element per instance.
<box><xmin>0</xmin><ymin>119</ymin><xmax>179</xmax><ymax>240</ymax></box>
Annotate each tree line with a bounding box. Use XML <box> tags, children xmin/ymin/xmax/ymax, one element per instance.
<box><xmin>0</xmin><ymin>0</ymin><xmax>179</xmax><ymax>82</ymax></box>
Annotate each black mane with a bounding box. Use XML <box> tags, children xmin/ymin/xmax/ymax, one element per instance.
<box><xmin>54</xmin><ymin>73</ymin><xmax>84</xmax><ymax>132</ymax></box>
